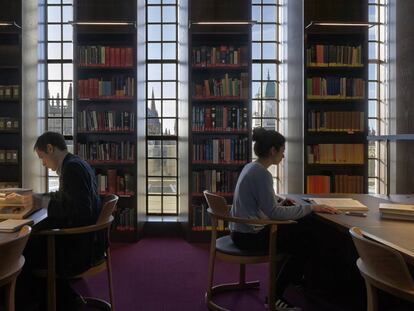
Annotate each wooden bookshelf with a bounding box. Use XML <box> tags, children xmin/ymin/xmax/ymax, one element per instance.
<box><xmin>0</xmin><ymin>1</ymin><xmax>22</xmax><ymax>190</ymax></box>
<box><xmin>74</xmin><ymin>0</ymin><xmax>139</xmax><ymax>242</ymax></box>
<box><xmin>188</xmin><ymin>25</ymin><xmax>251</xmax><ymax>241</ymax></box>
<box><xmin>304</xmin><ymin>28</ymin><xmax>368</xmax><ymax>194</ymax></box>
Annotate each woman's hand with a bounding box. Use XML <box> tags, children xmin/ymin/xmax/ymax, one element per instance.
<box><xmin>311</xmin><ymin>204</ymin><xmax>341</xmax><ymax>214</ymax></box>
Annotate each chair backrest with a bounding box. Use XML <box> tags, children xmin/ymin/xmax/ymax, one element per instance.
<box><xmin>0</xmin><ymin>225</ymin><xmax>31</xmax><ymax>280</ymax></box>
<box><xmin>203</xmin><ymin>190</ymin><xmax>231</xmax><ymax>219</ymax></box>
<box><xmin>97</xmin><ymin>194</ymin><xmax>119</xmax><ymax>226</ymax></box>
<box><xmin>349</xmin><ymin>227</ymin><xmax>414</xmax><ymax>290</ymax></box>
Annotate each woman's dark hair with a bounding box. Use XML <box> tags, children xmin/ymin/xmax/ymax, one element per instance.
<box><xmin>34</xmin><ymin>131</ymin><xmax>68</xmax><ymax>152</ymax></box>
<box><xmin>252</xmin><ymin>127</ymin><xmax>285</xmax><ymax>158</ymax></box>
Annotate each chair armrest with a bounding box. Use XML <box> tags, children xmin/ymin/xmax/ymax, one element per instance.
<box><xmin>207</xmin><ymin>208</ymin><xmax>296</xmax><ymax>225</ymax></box>
<box><xmin>34</xmin><ymin>216</ymin><xmax>114</xmax><ymax>236</ymax></box>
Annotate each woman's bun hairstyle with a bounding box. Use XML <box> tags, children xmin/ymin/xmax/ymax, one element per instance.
<box><xmin>252</xmin><ymin>127</ymin><xmax>285</xmax><ymax>158</ymax></box>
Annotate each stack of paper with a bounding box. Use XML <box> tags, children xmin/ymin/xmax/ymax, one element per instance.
<box><xmin>0</xmin><ymin>188</ymin><xmax>33</xmax><ymax>219</ymax></box>
<box><xmin>379</xmin><ymin>203</ymin><xmax>414</xmax><ymax>221</ymax></box>
<box><xmin>308</xmin><ymin>198</ymin><xmax>368</xmax><ymax>211</ymax></box>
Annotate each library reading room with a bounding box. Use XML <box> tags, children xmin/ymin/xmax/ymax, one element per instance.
<box><xmin>0</xmin><ymin>0</ymin><xmax>414</xmax><ymax>310</ymax></box>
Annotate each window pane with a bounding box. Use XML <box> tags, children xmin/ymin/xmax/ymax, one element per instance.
<box><xmin>262</xmin><ymin>42</ymin><xmax>276</xmax><ymax>59</ymax></box>
<box><xmin>48</xmin><ymin>25</ymin><xmax>61</xmax><ymax>41</ymax></box>
<box><xmin>262</xmin><ymin>7</ymin><xmax>276</xmax><ymax>22</ymax></box>
<box><xmin>163</xmin><ymin>24</ymin><xmax>176</xmax><ymax>41</ymax></box>
<box><xmin>163</xmin><ymin>159</ymin><xmax>176</xmax><ymax>176</ymax></box>
<box><xmin>162</xmin><ymin>118</ymin><xmax>176</xmax><ymax>135</ymax></box>
<box><xmin>252</xmin><ymin>63</ymin><xmax>261</xmax><ymax>80</ymax></box>
<box><xmin>162</xmin><ymin>100</ymin><xmax>176</xmax><ymax>117</ymax></box>
<box><xmin>148</xmin><ymin>43</ymin><xmax>161</xmax><ymax>59</ymax></box>
<box><xmin>147</xmin><ymin>82</ymin><xmax>161</xmax><ymax>98</ymax></box>
<box><xmin>148</xmin><ymin>140</ymin><xmax>162</xmax><ymax>157</ymax></box>
<box><xmin>163</xmin><ymin>63</ymin><xmax>176</xmax><ymax>80</ymax></box>
<box><xmin>252</xmin><ymin>24</ymin><xmax>261</xmax><ymax>41</ymax></box>
<box><xmin>148</xmin><ymin>159</ymin><xmax>162</xmax><ymax>175</ymax></box>
<box><xmin>163</xmin><ymin>195</ymin><xmax>176</xmax><ymax>213</ymax></box>
<box><xmin>148</xmin><ymin>63</ymin><xmax>162</xmax><ymax>80</ymax></box>
<box><xmin>148</xmin><ymin>196</ymin><xmax>161</xmax><ymax>213</ymax></box>
<box><xmin>62</xmin><ymin>6</ymin><xmax>72</xmax><ymax>22</ymax></box>
<box><xmin>162</xmin><ymin>43</ymin><xmax>176</xmax><ymax>59</ymax></box>
<box><xmin>48</xmin><ymin>6</ymin><xmax>61</xmax><ymax>22</ymax></box>
<box><xmin>162</xmin><ymin>82</ymin><xmax>176</xmax><ymax>98</ymax></box>
<box><xmin>63</xmin><ymin>63</ymin><xmax>73</xmax><ymax>80</ymax></box>
<box><xmin>62</xmin><ymin>24</ymin><xmax>72</xmax><ymax>41</ymax></box>
<box><xmin>163</xmin><ymin>140</ymin><xmax>177</xmax><ymax>157</ymax></box>
<box><xmin>63</xmin><ymin>43</ymin><xmax>73</xmax><ymax>59</ymax></box>
<box><xmin>48</xmin><ymin>64</ymin><xmax>62</xmax><ymax>80</ymax></box>
<box><xmin>252</xmin><ymin>42</ymin><xmax>261</xmax><ymax>60</ymax></box>
<box><xmin>148</xmin><ymin>178</ymin><xmax>162</xmax><ymax>194</ymax></box>
<box><xmin>148</xmin><ymin>6</ymin><xmax>161</xmax><ymax>23</ymax></box>
<box><xmin>262</xmin><ymin>24</ymin><xmax>276</xmax><ymax>41</ymax></box>
<box><xmin>48</xmin><ymin>118</ymin><xmax>62</xmax><ymax>132</ymax></box>
<box><xmin>148</xmin><ymin>24</ymin><xmax>161</xmax><ymax>41</ymax></box>
<box><xmin>48</xmin><ymin>43</ymin><xmax>61</xmax><ymax>59</ymax></box>
<box><xmin>163</xmin><ymin>6</ymin><xmax>176</xmax><ymax>22</ymax></box>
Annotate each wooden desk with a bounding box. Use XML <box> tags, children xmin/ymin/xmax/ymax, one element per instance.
<box><xmin>289</xmin><ymin>193</ymin><xmax>414</xmax><ymax>264</ymax></box>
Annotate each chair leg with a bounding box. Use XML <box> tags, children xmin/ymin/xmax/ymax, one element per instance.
<box><xmin>4</xmin><ymin>279</ymin><xmax>16</xmax><ymax>311</ymax></box>
<box><xmin>365</xmin><ymin>281</ymin><xmax>378</xmax><ymax>311</ymax></box>
<box><xmin>239</xmin><ymin>264</ymin><xmax>246</xmax><ymax>285</ymax></box>
<box><xmin>268</xmin><ymin>227</ymin><xmax>278</xmax><ymax>311</ymax></box>
<box><xmin>106</xmin><ymin>249</ymin><xmax>115</xmax><ymax>311</ymax></box>
<box><xmin>206</xmin><ymin>248</ymin><xmax>216</xmax><ymax>301</ymax></box>
<box><xmin>47</xmin><ymin>235</ymin><xmax>56</xmax><ymax>311</ymax></box>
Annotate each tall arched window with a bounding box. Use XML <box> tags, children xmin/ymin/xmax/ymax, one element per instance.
<box><xmin>251</xmin><ymin>0</ymin><xmax>285</xmax><ymax>192</ymax></box>
<box><xmin>368</xmin><ymin>0</ymin><xmax>389</xmax><ymax>194</ymax></box>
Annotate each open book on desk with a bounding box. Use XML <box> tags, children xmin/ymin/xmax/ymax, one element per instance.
<box><xmin>307</xmin><ymin>198</ymin><xmax>368</xmax><ymax>212</ymax></box>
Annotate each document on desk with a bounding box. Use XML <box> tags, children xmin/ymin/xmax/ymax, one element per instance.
<box><xmin>307</xmin><ymin>198</ymin><xmax>369</xmax><ymax>211</ymax></box>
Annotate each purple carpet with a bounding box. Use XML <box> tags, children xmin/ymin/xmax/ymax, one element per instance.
<box><xmin>71</xmin><ymin>237</ymin><xmax>332</xmax><ymax>311</ymax></box>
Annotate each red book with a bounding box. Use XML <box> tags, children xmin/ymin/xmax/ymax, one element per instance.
<box><xmin>126</xmin><ymin>47</ymin><xmax>133</xmax><ymax>67</ymax></box>
<box><xmin>107</xmin><ymin>169</ymin><xmax>117</xmax><ymax>194</ymax></box>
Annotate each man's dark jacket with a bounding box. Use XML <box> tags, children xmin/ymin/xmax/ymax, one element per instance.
<box><xmin>47</xmin><ymin>153</ymin><xmax>106</xmax><ymax>276</ymax></box>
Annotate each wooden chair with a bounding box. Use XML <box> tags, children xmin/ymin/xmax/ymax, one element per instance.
<box><xmin>203</xmin><ymin>190</ymin><xmax>296</xmax><ymax>311</ymax></box>
<box><xmin>35</xmin><ymin>194</ymin><xmax>119</xmax><ymax>311</ymax></box>
<box><xmin>0</xmin><ymin>225</ymin><xmax>31</xmax><ymax>311</ymax></box>
<box><xmin>349</xmin><ymin>226</ymin><xmax>414</xmax><ymax>311</ymax></box>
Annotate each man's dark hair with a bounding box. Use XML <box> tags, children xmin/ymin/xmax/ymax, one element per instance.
<box><xmin>34</xmin><ymin>131</ymin><xmax>68</xmax><ymax>152</ymax></box>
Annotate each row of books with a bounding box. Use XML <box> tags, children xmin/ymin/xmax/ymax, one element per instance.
<box><xmin>0</xmin><ymin>118</ymin><xmax>19</xmax><ymax>130</ymax></box>
<box><xmin>192</xmin><ymin>45</ymin><xmax>248</xmax><ymax>66</ymax></box>
<box><xmin>77</xmin><ymin>77</ymin><xmax>135</xmax><ymax>99</ymax></box>
<box><xmin>306</xmin><ymin>77</ymin><xmax>365</xmax><ymax>98</ymax></box>
<box><xmin>192</xmin><ymin>203</ymin><xmax>227</xmax><ymax>231</ymax></box>
<box><xmin>78</xmin><ymin>46</ymin><xmax>134</xmax><ymax>67</ymax></box>
<box><xmin>192</xmin><ymin>137</ymin><xmax>249</xmax><ymax>163</ymax></box>
<box><xmin>113</xmin><ymin>207</ymin><xmax>135</xmax><ymax>231</ymax></box>
<box><xmin>306</xmin><ymin>44</ymin><xmax>362</xmax><ymax>67</ymax></box>
<box><xmin>97</xmin><ymin>170</ymin><xmax>134</xmax><ymax>195</ymax></box>
<box><xmin>0</xmin><ymin>150</ymin><xmax>18</xmax><ymax>163</ymax></box>
<box><xmin>77</xmin><ymin>110</ymin><xmax>135</xmax><ymax>132</ymax></box>
<box><xmin>0</xmin><ymin>182</ymin><xmax>19</xmax><ymax>189</ymax></box>
<box><xmin>0</xmin><ymin>85</ymin><xmax>19</xmax><ymax>99</ymax></box>
<box><xmin>191</xmin><ymin>169</ymin><xmax>240</xmax><ymax>193</ymax></box>
<box><xmin>193</xmin><ymin>73</ymin><xmax>248</xmax><ymax>98</ymax></box>
<box><xmin>306</xmin><ymin>175</ymin><xmax>364</xmax><ymax>194</ymax></box>
<box><xmin>192</xmin><ymin>106</ymin><xmax>248</xmax><ymax>131</ymax></box>
<box><xmin>307</xmin><ymin>110</ymin><xmax>364</xmax><ymax>132</ymax></box>
<box><xmin>77</xmin><ymin>142</ymin><xmax>135</xmax><ymax>162</ymax></box>
<box><xmin>307</xmin><ymin>143</ymin><xmax>364</xmax><ymax>164</ymax></box>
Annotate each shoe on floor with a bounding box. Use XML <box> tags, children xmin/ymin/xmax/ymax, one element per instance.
<box><xmin>265</xmin><ymin>297</ymin><xmax>302</xmax><ymax>311</ymax></box>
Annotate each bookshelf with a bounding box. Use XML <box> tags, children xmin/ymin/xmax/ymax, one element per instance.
<box><xmin>304</xmin><ymin>26</ymin><xmax>368</xmax><ymax>194</ymax></box>
<box><xmin>188</xmin><ymin>25</ymin><xmax>251</xmax><ymax>241</ymax></box>
<box><xmin>0</xmin><ymin>7</ymin><xmax>22</xmax><ymax>189</ymax></box>
<box><xmin>74</xmin><ymin>0</ymin><xmax>139</xmax><ymax>242</ymax></box>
